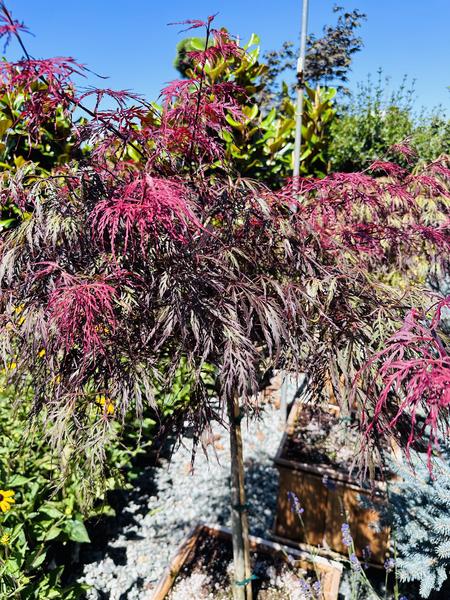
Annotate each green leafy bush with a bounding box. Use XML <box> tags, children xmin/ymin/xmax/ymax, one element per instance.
<box><xmin>0</xmin><ymin>86</ymin><xmax>83</xmax><ymax>232</ymax></box>
<box><xmin>0</xmin><ymin>373</ymin><xmax>161</xmax><ymax>598</ymax></box>
<box><xmin>223</xmin><ymin>82</ymin><xmax>336</xmax><ymax>184</ymax></box>
<box><xmin>410</xmin><ymin>113</ymin><xmax>450</xmax><ymax>166</ymax></box>
<box><xmin>329</xmin><ymin>72</ymin><xmax>450</xmax><ymax>172</ymax></box>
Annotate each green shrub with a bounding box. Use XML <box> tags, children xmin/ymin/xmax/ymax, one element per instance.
<box><xmin>0</xmin><ymin>87</ymin><xmax>83</xmax><ymax>232</ymax></box>
<box><xmin>410</xmin><ymin>113</ymin><xmax>450</xmax><ymax>166</ymax></box>
<box><xmin>0</xmin><ymin>374</ymin><xmax>160</xmax><ymax>598</ymax></box>
<box><xmin>329</xmin><ymin>72</ymin><xmax>450</xmax><ymax>172</ymax></box>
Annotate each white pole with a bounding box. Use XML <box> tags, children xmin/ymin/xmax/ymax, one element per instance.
<box><xmin>293</xmin><ymin>0</ymin><xmax>310</xmax><ymax>180</ymax></box>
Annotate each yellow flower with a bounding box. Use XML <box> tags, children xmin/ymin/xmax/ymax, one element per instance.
<box><xmin>2</xmin><ymin>361</ymin><xmax>17</xmax><ymax>374</ymax></box>
<box><xmin>0</xmin><ymin>532</ymin><xmax>10</xmax><ymax>546</ymax></box>
<box><xmin>14</xmin><ymin>305</ymin><xmax>26</xmax><ymax>325</ymax></box>
<box><xmin>0</xmin><ymin>490</ymin><xmax>15</xmax><ymax>513</ymax></box>
<box><xmin>37</xmin><ymin>349</ymin><xmax>46</xmax><ymax>358</ymax></box>
<box><xmin>95</xmin><ymin>395</ymin><xmax>115</xmax><ymax>415</ymax></box>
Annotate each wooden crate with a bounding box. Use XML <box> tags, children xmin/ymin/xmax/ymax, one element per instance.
<box><xmin>151</xmin><ymin>523</ymin><xmax>343</xmax><ymax>599</ymax></box>
<box><xmin>273</xmin><ymin>401</ymin><xmax>390</xmax><ymax>564</ymax></box>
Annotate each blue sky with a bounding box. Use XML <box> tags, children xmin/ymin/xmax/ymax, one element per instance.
<box><xmin>4</xmin><ymin>1</ymin><xmax>450</xmax><ymax>111</ymax></box>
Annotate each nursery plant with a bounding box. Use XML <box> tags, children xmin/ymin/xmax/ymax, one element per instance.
<box><xmin>0</xmin><ymin>5</ymin><xmax>450</xmax><ymax>600</ymax></box>
<box><xmin>0</xmin><ymin>82</ymin><xmax>82</xmax><ymax>232</ymax></box>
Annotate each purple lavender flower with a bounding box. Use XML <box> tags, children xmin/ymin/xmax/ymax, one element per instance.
<box><xmin>384</xmin><ymin>557</ymin><xmax>395</xmax><ymax>572</ymax></box>
<box><xmin>312</xmin><ymin>580</ymin><xmax>321</xmax><ymax>597</ymax></box>
<box><xmin>288</xmin><ymin>491</ymin><xmax>304</xmax><ymax>515</ymax></box>
<box><xmin>341</xmin><ymin>522</ymin><xmax>353</xmax><ymax>547</ymax></box>
<box><xmin>298</xmin><ymin>578</ymin><xmax>312</xmax><ymax>599</ymax></box>
<box><xmin>349</xmin><ymin>552</ymin><xmax>361</xmax><ymax>571</ymax></box>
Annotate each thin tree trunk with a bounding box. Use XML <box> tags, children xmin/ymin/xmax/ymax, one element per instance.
<box><xmin>227</xmin><ymin>393</ymin><xmax>253</xmax><ymax>600</ymax></box>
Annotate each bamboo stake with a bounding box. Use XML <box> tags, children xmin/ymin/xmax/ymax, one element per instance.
<box><xmin>227</xmin><ymin>394</ymin><xmax>253</xmax><ymax>600</ymax></box>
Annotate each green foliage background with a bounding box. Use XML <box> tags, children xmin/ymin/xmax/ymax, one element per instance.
<box><xmin>329</xmin><ymin>73</ymin><xmax>450</xmax><ymax>172</ymax></box>
<box><xmin>0</xmin><ymin>87</ymin><xmax>82</xmax><ymax>232</ymax></box>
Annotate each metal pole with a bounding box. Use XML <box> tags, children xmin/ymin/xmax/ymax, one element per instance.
<box><xmin>293</xmin><ymin>0</ymin><xmax>310</xmax><ymax>180</ymax></box>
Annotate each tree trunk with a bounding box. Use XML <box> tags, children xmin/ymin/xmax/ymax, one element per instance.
<box><xmin>227</xmin><ymin>394</ymin><xmax>253</xmax><ymax>600</ymax></box>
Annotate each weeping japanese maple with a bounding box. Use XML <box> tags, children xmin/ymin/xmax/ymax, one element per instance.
<box><xmin>0</xmin><ymin>5</ymin><xmax>450</xmax><ymax>599</ymax></box>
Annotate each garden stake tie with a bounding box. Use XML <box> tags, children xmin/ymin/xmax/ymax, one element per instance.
<box><xmin>227</xmin><ymin>393</ymin><xmax>253</xmax><ymax>600</ymax></box>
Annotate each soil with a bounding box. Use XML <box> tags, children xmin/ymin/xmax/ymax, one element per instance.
<box><xmin>168</xmin><ymin>529</ymin><xmax>320</xmax><ymax>600</ymax></box>
<box><xmin>283</xmin><ymin>403</ymin><xmax>385</xmax><ymax>481</ymax></box>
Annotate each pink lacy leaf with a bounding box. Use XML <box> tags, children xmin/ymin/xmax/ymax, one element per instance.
<box><xmin>47</xmin><ymin>277</ymin><xmax>118</xmax><ymax>355</ymax></box>
<box><xmin>90</xmin><ymin>175</ymin><xmax>201</xmax><ymax>254</ymax></box>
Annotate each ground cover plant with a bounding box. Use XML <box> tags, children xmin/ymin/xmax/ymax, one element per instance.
<box><xmin>0</xmin><ymin>4</ymin><xmax>449</xmax><ymax>599</ymax></box>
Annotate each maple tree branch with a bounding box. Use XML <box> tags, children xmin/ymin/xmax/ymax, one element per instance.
<box><xmin>0</xmin><ymin>2</ymin><xmax>147</xmax><ymax>160</ymax></box>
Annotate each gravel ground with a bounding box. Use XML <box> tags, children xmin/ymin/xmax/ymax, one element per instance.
<box><xmin>80</xmin><ymin>401</ymin><xmax>286</xmax><ymax>599</ymax></box>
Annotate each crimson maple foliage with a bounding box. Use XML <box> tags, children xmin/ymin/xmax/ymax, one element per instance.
<box><xmin>361</xmin><ymin>298</ymin><xmax>450</xmax><ymax>468</ymax></box>
<box><xmin>0</xmin><ymin>5</ymin><xmax>449</xmax><ymax>471</ymax></box>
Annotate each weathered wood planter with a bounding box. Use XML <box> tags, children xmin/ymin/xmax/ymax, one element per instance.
<box><xmin>273</xmin><ymin>401</ymin><xmax>390</xmax><ymax>565</ymax></box>
<box><xmin>151</xmin><ymin>523</ymin><xmax>343</xmax><ymax>599</ymax></box>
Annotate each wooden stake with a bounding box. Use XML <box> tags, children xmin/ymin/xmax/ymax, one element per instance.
<box><xmin>227</xmin><ymin>394</ymin><xmax>253</xmax><ymax>600</ymax></box>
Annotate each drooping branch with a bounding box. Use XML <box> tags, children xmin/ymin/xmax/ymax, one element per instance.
<box><xmin>0</xmin><ymin>2</ymin><xmax>148</xmax><ymax>159</ymax></box>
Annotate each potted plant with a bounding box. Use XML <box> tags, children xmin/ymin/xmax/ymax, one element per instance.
<box><xmin>151</xmin><ymin>523</ymin><xmax>342</xmax><ymax>600</ymax></box>
<box><xmin>272</xmin><ymin>399</ymin><xmax>390</xmax><ymax>564</ymax></box>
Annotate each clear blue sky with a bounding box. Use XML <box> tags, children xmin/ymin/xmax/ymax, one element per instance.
<box><xmin>4</xmin><ymin>1</ymin><xmax>450</xmax><ymax>111</ymax></box>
